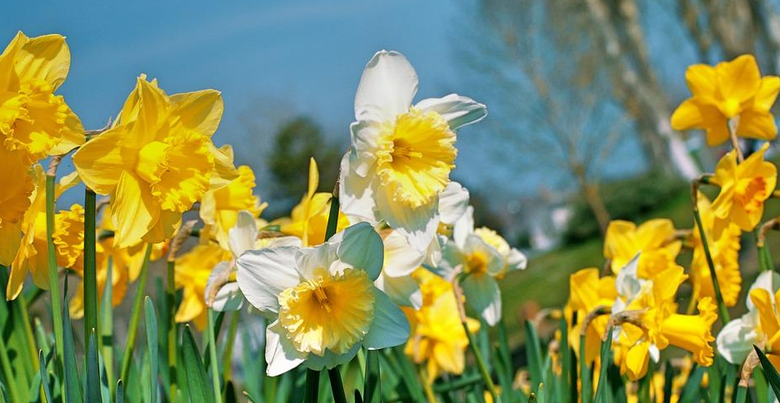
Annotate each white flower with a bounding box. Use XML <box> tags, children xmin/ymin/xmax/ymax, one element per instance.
<box><xmin>236</xmin><ymin>222</ymin><xmax>409</xmax><ymax>376</ymax></box>
<box><xmin>375</xmin><ymin>229</ymin><xmax>425</xmax><ymax>309</ymax></box>
<box><xmin>435</xmin><ymin>206</ymin><xmax>526</xmax><ymax>326</ymax></box>
<box><xmin>340</xmin><ymin>50</ymin><xmax>486</xmax><ymax>253</ymax></box>
<box><xmin>717</xmin><ymin>271</ymin><xmax>780</xmax><ymax>364</ymax></box>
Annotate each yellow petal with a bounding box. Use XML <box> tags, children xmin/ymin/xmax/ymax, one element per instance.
<box><xmin>685</xmin><ymin>64</ymin><xmax>718</xmax><ymax>100</ymax></box>
<box><xmin>623</xmin><ymin>341</ymin><xmax>650</xmax><ymax>381</ymax></box>
<box><xmin>737</xmin><ymin>109</ymin><xmax>777</xmax><ymax>141</ymax></box>
<box><xmin>49</xmin><ymin>105</ymin><xmax>85</xmax><ymax>155</ymax></box>
<box><xmin>756</xmin><ymin>76</ymin><xmax>780</xmax><ymax>111</ymax></box>
<box><xmin>15</xmin><ymin>33</ymin><xmax>70</xmax><ymax>90</ymax></box>
<box><xmin>111</xmin><ymin>172</ymin><xmax>159</xmax><ymax>249</ymax></box>
<box><xmin>169</xmin><ymin>90</ymin><xmax>223</xmax><ymax>137</ymax></box>
<box><xmin>671</xmin><ymin>99</ymin><xmax>704</xmax><ymax>130</ymax></box>
<box><xmin>143</xmin><ymin>210</ymin><xmax>181</xmax><ymax>245</ymax></box>
<box><xmin>0</xmin><ymin>221</ymin><xmax>21</xmax><ymax>267</ymax></box>
<box><xmin>716</xmin><ymin>54</ymin><xmax>762</xmax><ymax>105</ymax></box>
<box><xmin>207</xmin><ymin>143</ymin><xmax>239</xmax><ymax>191</ymax></box>
<box><xmin>72</xmin><ymin>125</ymin><xmax>132</xmax><ymax>194</ymax></box>
<box><xmin>749</xmin><ymin>288</ymin><xmax>780</xmax><ymax>338</ymax></box>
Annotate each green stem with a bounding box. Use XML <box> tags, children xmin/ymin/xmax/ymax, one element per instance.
<box><xmin>462</xmin><ymin>317</ymin><xmax>501</xmax><ymax>403</ymax></box>
<box><xmin>44</xmin><ymin>174</ymin><xmax>65</xmax><ymax>370</ymax></box>
<box><xmin>304</xmin><ymin>369</ymin><xmax>320</xmax><ymax>403</ymax></box>
<box><xmin>207</xmin><ymin>309</ymin><xmax>223</xmax><ymax>403</ymax></box>
<box><xmin>119</xmin><ymin>243</ymin><xmax>153</xmax><ymax>383</ymax></box>
<box><xmin>167</xmin><ymin>260</ymin><xmax>178</xmax><ymax>400</ymax></box>
<box><xmin>15</xmin><ymin>291</ymin><xmax>39</xmax><ymax>372</ymax></box>
<box><xmin>692</xmin><ymin>206</ymin><xmax>730</xmax><ymax>325</ymax></box>
<box><xmin>580</xmin><ymin>335</ymin><xmax>591</xmax><ymax>403</ymax></box>
<box><xmin>222</xmin><ymin>311</ymin><xmax>239</xmax><ymax>385</ymax></box>
<box><xmin>328</xmin><ymin>368</ymin><xmax>348</xmax><ymax>403</ymax></box>
<box><xmin>84</xmin><ymin>189</ymin><xmax>98</xmax><ymax>339</ymax></box>
<box><xmin>325</xmin><ymin>193</ymin><xmax>340</xmax><ymax>240</ymax></box>
<box><xmin>0</xmin><ymin>323</ymin><xmax>21</xmax><ymax>403</ymax></box>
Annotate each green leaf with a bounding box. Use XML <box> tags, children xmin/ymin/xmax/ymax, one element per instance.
<box><xmin>182</xmin><ymin>325</ymin><xmax>215</xmax><ymax>403</ymax></box>
<box><xmin>363</xmin><ymin>349</ymin><xmax>380</xmax><ymax>403</ymax></box>
<box><xmin>224</xmin><ymin>381</ymin><xmax>238</xmax><ymax>403</ymax></box>
<box><xmin>679</xmin><ymin>365</ymin><xmax>705</xmax><ymax>403</ymax></box>
<box><xmin>579</xmin><ymin>334</ymin><xmax>591</xmax><ymax>403</ymax></box>
<box><xmin>525</xmin><ymin>320</ymin><xmax>544</xmax><ymax>393</ymax></box>
<box><xmin>39</xmin><ymin>351</ymin><xmax>53</xmax><ymax>403</ymax></box>
<box><xmin>593</xmin><ymin>333</ymin><xmax>611</xmax><ymax>403</ymax></box>
<box><xmin>86</xmin><ymin>330</ymin><xmax>102</xmax><ymax>403</ymax></box>
<box><xmin>62</xmin><ymin>275</ymin><xmax>84</xmax><ymax>403</ymax></box>
<box><xmin>100</xmin><ymin>258</ymin><xmax>115</xmax><ymax>394</ymax></box>
<box><xmin>116</xmin><ymin>380</ymin><xmax>124</xmax><ymax>403</ymax></box>
<box><xmin>755</xmin><ymin>345</ymin><xmax>780</xmax><ymax>399</ymax></box>
<box><xmin>84</xmin><ymin>189</ymin><xmax>99</xmax><ymax>340</ymax></box>
<box><xmin>145</xmin><ymin>297</ymin><xmax>159</xmax><ymax>403</ymax></box>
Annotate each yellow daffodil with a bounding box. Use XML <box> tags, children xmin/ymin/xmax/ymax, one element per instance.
<box><xmin>200</xmin><ymin>157</ymin><xmax>266</xmax><ymax>250</ymax></box>
<box><xmin>0</xmin><ymin>32</ymin><xmax>84</xmax><ymax>162</ymax></box>
<box><xmin>72</xmin><ymin>75</ymin><xmax>238</xmax><ymax>248</ymax></box>
<box><xmin>403</xmin><ymin>269</ymin><xmax>479</xmax><ymax>382</ymax></box>
<box><xmin>565</xmin><ymin>268</ymin><xmax>617</xmax><ymax>365</ymax></box>
<box><xmin>604</xmin><ymin>219</ymin><xmax>681</xmax><ymax>278</ymax></box>
<box><xmin>7</xmin><ymin>165</ymin><xmax>79</xmax><ymax>299</ymax></box>
<box><xmin>236</xmin><ymin>222</ymin><xmax>409</xmax><ymax>376</ymax></box>
<box><xmin>689</xmin><ymin>192</ymin><xmax>741</xmax><ymax>306</ymax></box>
<box><xmin>671</xmin><ymin>54</ymin><xmax>780</xmax><ymax>145</ymax></box>
<box><xmin>616</xmin><ymin>266</ymin><xmax>717</xmax><ymax>380</ymax></box>
<box><xmin>340</xmin><ymin>50</ymin><xmax>487</xmax><ymax>252</ymax></box>
<box><xmin>0</xmin><ymin>149</ymin><xmax>33</xmax><ymax>265</ymax></box>
<box><xmin>709</xmin><ymin>143</ymin><xmax>776</xmax><ymax>233</ymax></box>
<box><xmin>277</xmin><ymin>158</ymin><xmax>348</xmax><ymax>247</ymax></box>
<box><xmin>748</xmin><ymin>286</ymin><xmax>780</xmax><ymax>369</ymax></box>
<box><xmin>175</xmin><ymin>242</ymin><xmax>232</xmax><ymax>329</ymax></box>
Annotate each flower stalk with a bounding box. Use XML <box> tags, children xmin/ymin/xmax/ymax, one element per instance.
<box><xmin>207</xmin><ymin>308</ymin><xmax>223</xmax><ymax>403</ymax></box>
<box><xmin>83</xmin><ymin>188</ymin><xmax>98</xmax><ymax>340</ymax></box>
<box><xmin>119</xmin><ymin>243</ymin><xmax>153</xmax><ymax>383</ymax></box>
<box><xmin>45</xmin><ymin>157</ymin><xmax>65</xmax><ymax>372</ymax></box>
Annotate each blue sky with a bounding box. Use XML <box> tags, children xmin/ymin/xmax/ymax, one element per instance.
<box><xmin>2</xmin><ymin>0</ymin><xmax>657</xmax><ymax>210</ymax></box>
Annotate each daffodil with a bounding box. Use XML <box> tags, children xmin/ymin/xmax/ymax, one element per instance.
<box><xmin>747</xmin><ymin>285</ymin><xmax>780</xmax><ymax>369</ymax></box>
<box><xmin>604</xmin><ymin>219</ymin><xmax>681</xmax><ymax>278</ymax></box>
<box><xmin>671</xmin><ymin>54</ymin><xmax>780</xmax><ymax>145</ymax></box>
<box><xmin>435</xmin><ymin>205</ymin><xmax>526</xmax><ymax>326</ymax></box>
<box><xmin>200</xmin><ymin>158</ymin><xmax>266</xmax><ymax>250</ymax></box>
<box><xmin>72</xmin><ymin>75</ymin><xmax>238</xmax><ymax>248</ymax></box>
<box><xmin>689</xmin><ymin>192</ymin><xmax>741</xmax><ymax>306</ymax></box>
<box><xmin>375</xmin><ymin>229</ymin><xmax>425</xmax><ymax>308</ymax></box>
<box><xmin>716</xmin><ymin>271</ymin><xmax>779</xmax><ymax>365</ymax></box>
<box><xmin>277</xmin><ymin>158</ymin><xmax>348</xmax><ymax>247</ymax></box>
<box><xmin>614</xmin><ymin>266</ymin><xmax>717</xmax><ymax>380</ymax></box>
<box><xmin>403</xmin><ymin>269</ymin><xmax>479</xmax><ymax>382</ymax></box>
<box><xmin>565</xmin><ymin>268</ymin><xmax>617</xmax><ymax>366</ymax></box>
<box><xmin>339</xmin><ymin>50</ymin><xmax>487</xmax><ymax>252</ymax></box>
<box><xmin>709</xmin><ymin>143</ymin><xmax>776</xmax><ymax>233</ymax></box>
<box><xmin>175</xmin><ymin>242</ymin><xmax>233</xmax><ymax>329</ymax></box>
<box><xmin>0</xmin><ymin>32</ymin><xmax>84</xmax><ymax>162</ymax></box>
<box><xmin>0</xmin><ymin>149</ymin><xmax>33</xmax><ymax>265</ymax></box>
<box><xmin>7</xmin><ymin>165</ymin><xmax>80</xmax><ymax>299</ymax></box>
<box><xmin>69</xmin><ymin>242</ymin><xmax>130</xmax><ymax>320</ymax></box>
<box><xmin>236</xmin><ymin>222</ymin><xmax>409</xmax><ymax>375</ymax></box>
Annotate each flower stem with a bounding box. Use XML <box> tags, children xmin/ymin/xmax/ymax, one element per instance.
<box><xmin>328</xmin><ymin>367</ymin><xmax>348</xmax><ymax>403</ymax></box>
<box><xmin>728</xmin><ymin>118</ymin><xmax>745</xmax><ymax>162</ymax></box>
<box><xmin>0</xmin><ymin>320</ymin><xmax>22</xmax><ymax>402</ymax></box>
<box><xmin>84</xmin><ymin>188</ymin><xmax>99</xmax><ymax>340</ymax></box>
<box><xmin>119</xmin><ymin>243</ymin><xmax>153</xmax><ymax>383</ymax></box>
<box><xmin>418</xmin><ymin>366</ymin><xmax>437</xmax><ymax>403</ymax></box>
<box><xmin>44</xmin><ymin>173</ymin><xmax>65</xmax><ymax>371</ymax></box>
<box><xmin>692</xmin><ymin>204</ymin><xmax>730</xmax><ymax>325</ymax></box>
<box><xmin>222</xmin><ymin>311</ymin><xmax>239</xmax><ymax>384</ymax></box>
<box><xmin>207</xmin><ymin>309</ymin><xmax>223</xmax><ymax>403</ymax></box>
<box><xmin>304</xmin><ymin>369</ymin><xmax>320</xmax><ymax>403</ymax></box>
<box><xmin>166</xmin><ymin>260</ymin><xmax>178</xmax><ymax>399</ymax></box>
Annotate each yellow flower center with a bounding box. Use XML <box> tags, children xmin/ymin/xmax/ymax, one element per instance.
<box><xmin>734</xmin><ymin>176</ymin><xmax>767</xmax><ymax>213</ymax></box>
<box><xmin>53</xmin><ymin>205</ymin><xmax>85</xmax><ymax>271</ymax></box>
<box><xmin>464</xmin><ymin>251</ymin><xmax>488</xmax><ymax>275</ymax></box>
<box><xmin>375</xmin><ymin>108</ymin><xmax>456</xmax><ymax>208</ymax></box>
<box><xmin>134</xmin><ymin>132</ymin><xmax>214</xmax><ymax>213</ymax></box>
<box><xmin>2</xmin><ymin>80</ymin><xmax>69</xmax><ymax>162</ymax></box>
<box><xmin>278</xmin><ymin>267</ymin><xmax>375</xmax><ymax>356</ymax></box>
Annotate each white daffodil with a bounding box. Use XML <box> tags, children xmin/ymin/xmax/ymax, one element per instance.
<box><xmin>435</xmin><ymin>206</ymin><xmax>526</xmax><ymax>326</ymax></box>
<box><xmin>236</xmin><ymin>222</ymin><xmax>410</xmax><ymax>376</ymax></box>
<box><xmin>717</xmin><ymin>271</ymin><xmax>780</xmax><ymax>365</ymax></box>
<box><xmin>376</xmin><ymin>229</ymin><xmax>425</xmax><ymax>309</ymax></box>
<box><xmin>205</xmin><ymin>210</ymin><xmax>300</xmax><ymax>313</ymax></box>
<box><xmin>340</xmin><ymin>50</ymin><xmax>487</xmax><ymax>253</ymax></box>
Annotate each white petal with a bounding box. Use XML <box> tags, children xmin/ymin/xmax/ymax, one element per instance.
<box><xmin>435</xmin><ymin>239</ymin><xmax>465</xmax><ymax>281</ymax></box>
<box><xmin>615</xmin><ymin>253</ymin><xmax>642</xmax><ymax>300</ymax></box>
<box><xmin>375</xmin><ymin>185</ymin><xmax>439</xmax><ymax>252</ymax></box>
<box><xmin>212</xmin><ymin>283</ymin><xmax>244</xmax><ymax>312</ymax></box>
<box><xmin>716</xmin><ymin>314</ymin><xmax>760</xmax><ymax>365</ymax></box>
<box><xmin>363</xmin><ymin>288</ymin><xmax>410</xmax><ymax>349</ymax></box>
<box><xmin>415</xmin><ymin>94</ymin><xmax>487</xmax><ymax>130</ymax></box>
<box><xmin>461</xmin><ymin>274</ymin><xmax>502</xmax><ymax>326</ymax></box>
<box><xmin>453</xmin><ymin>206</ymin><xmax>475</xmax><ymax>249</ymax></box>
<box><xmin>236</xmin><ymin>247</ymin><xmax>301</xmax><ymax>314</ymax></box>
<box><xmin>505</xmin><ymin>248</ymin><xmax>528</xmax><ymax>271</ymax></box>
<box><xmin>335</xmin><ymin>222</ymin><xmax>385</xmax><ymax>281</ymax></box>
<box><xmin>424</xmin><ymin>236</ymin><xmax>443</xmax><ymax>267</ymax></box>
<box><xmin>747</xmin><ymin>271</ymin><xmax>780</xmax><ymax>311</ymax></box>
<box><xmin>295</xmin><ymin>243</ymin><xmax>338</xmax><ymax>280</ymax></box>
<box><xmin>383</xmin><ymin>230</ymin><xmax>425</xmax><ymax>277</ymax></box>
<box><xmin>304</xmin><ymin>344</ymin><xmax>361</xmax><ymax>371</ymax></box>
<box><xmin>339</xmin><ymin>153</ymin><xmax>378</xmax><ymax>224</ymax></box>
<box><xmin>376</xmin><ymin>272</ymin><xmax>422</xmax><ymax>309</ymax></box>
<box><xmin>649</xmin><ymin>345</ymin><xmax>660</xmax><ymax>363</ymax></box>
<box><xmin>260</xmin><ymin>236</ymin><xmax>303</xmax><ymax>249</ymax></box>
<box><xmin>354</xmin><ymin>50</ymin><xmax>417</xmax><ymax>122</ymax></box>
<box><xmin>464</xmin><ymin>235</ymin><xmax>504</xmax><ymax>276</ymax></box>
<box><xmin>265</xmin><ymin>320</ymin><xmax>306</xmax><ymax>376</ymax></box>
<box><xmin>438</xmin><ymin>182</ymin><xmax>470</xmax><ymax>225</ymax></box>
<box><xmin>349</xmin><ymin>121</ymin><xmax>381</xmax><ymax>177</ymax></box>
<box><xmin>229</xmin><ymin>210</ymin><xmax>259</xmax><ymax>257</ymax></box>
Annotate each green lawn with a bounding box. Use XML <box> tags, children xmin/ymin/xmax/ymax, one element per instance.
<box><xmin>499</xmin><ymin>186</ymin><xmax>780</xmax><ymax>346</ymax></box>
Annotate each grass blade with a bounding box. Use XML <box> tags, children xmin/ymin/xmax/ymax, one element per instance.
<box><xmin>182</xmin><ymin>325</ymin><xmax>215</xmax><ymax>403</ymax></box>
<box><xmin>116</xmin><ymin>380</ymin><xmax>123</xmax><ymax>403</ymax></box>
<box><xmin>62</xmin><ymin>275</ymin><xmax>84</xmax><ymax>403</ymax></box>
<box><xmin>592</xmin><ymin>333</ymin><xmax>612</xmax><ymax>403</ymax></box>
<box><xmin>39</xmin><ymin>351</ymin><xmax>53</xmax><ymax>403</ymax></box>
<box><xmin>363</xmin><ymin>349</ymin><xmax>380</xmax><ymax>403</ymax></box>
<box><xmin>100</xmin><ymin>259</ymin><xmax>114</xmax><ymax>394</ymax></box>
<box><xmin>145</xmin><ymin>297</ymin><xmax>159</xmax><ymax>403</ymax></box>
<box><xmin>86</xmin><ymin>330</ymin><xmax>101</xmax><ymax>403</ymax></box>
<box><xmin>679</xmin><ymin>365</ymin><xmax>705</xmax><ymax>403</ymax></box>
<box><xmin>525</xmin><ymin>320</ymin><xmax>544</xmax><ymax>393</ymax></box>
<box><xmin>119</xmin><ymin>243</ymin><xmax>153</xmax><ymax>383</ymax></box>
<box><xmin>754</xmin><ymin>345</ymin><xmax>780</xmax><ymax>399</ymax></box>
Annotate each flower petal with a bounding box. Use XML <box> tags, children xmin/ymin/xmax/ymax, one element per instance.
<box><xmin>376</xmin><ymin>272</ymin><xmax>422</xmax><ymax>309</ymax></box>
<box><xmin>339</xmin><ymin>152</ymin><xmax>378</xmax><ymax>223</ymax></box>
<box><xmin>363</xmin><ymin>288</ymin><xmax>410</xmax><ymax>349</ymax></box>
<box><xmin>354</xmin><ymin>50</ymin><xmax>418</xmax><ymax>122</ymax></box>
<box><xmin>375</xmin><ymin>184</ymin><xmax>438</xmax><ymax>252</ymax></box>
<box><xmin>383</xmin><ymin>230</ymin><xmax>424</xmax><ymax>277</ymax></box>
<box><xmin>747</xmin><ymin>271</ymin><xmax>780</xmax><ymax>310</ymax></box>
<box><xmin>737</xmin><ymin>109</ymin><xmax>777</xmax><ymax>141</ymax></box>
<box><xmin>229</xmin><ymin>210</ymin><xmax>259</xmax><ymax>257</ymax></box>
<box><xmin>295</xmin><ymin>242</ymin><xmax>338</xmax><ymax>279</ymax></box>
<box><xmin>111</xmin><ymin>171</ymin><xmax>159</xmax><ymax>249</ymax></box>
<box><xmin>265</xmin><ymin>319</ymin><xmax>306</xmax><ymax>376</ymax></box>
<box><xmin>671</xmin><ymin>99</ymin><xmax>704</xmax><ymax>131</ymax></box>
<box><xmin>756</xmin><ymin>76</ymin><xmax>780</xmax><ymax>111</ymax></box>
<box><xmin>15</xmin><ymin>33</ymin><xmax>70</xmax><ymax>90</ymax></box>
<box><xmin>169</xmin><ymin>89</ymin><xmax>223</xmax><ymax>137</ymax></box>
<box><xmin>334</xmin><ymin>222</ymin><xmax>384</xmax><ymax>281</ymax></box>
<box><xmin>717</xmin><ymin>55</ymin><xmax>762</xmax><ymax>103</ymax></box>
<box><xmin>236</xmin><ymin>246</ymin><xmax>301</xmax><ymax>314</ymax></box>
<box><xmin>72</xmin><ymin>126</ymin><xmax>133</xmax><ymax>195</ymax></box>
<box><xmin>716</xmin><ymin>313</ymin><xmax>759</xmax><ymax>365</ymax></box>
<box><xmin>415</xmin><ymin>94</ymin><xmax>487</xmax><ymax>130</ymax></box>
<box><xmin>453</xmin><ymin>206</ymin><xmax>475</xmax><ymax>249</ymax></box>
<box><xmin>438</xmin><ymin>181</ymin><xmax>470</xmax><ymax>225</ymax></box>
<box><xmin>461</xmin><ymin>274</ymin><xmax>502</xmax><ymax>326</ymax></box>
